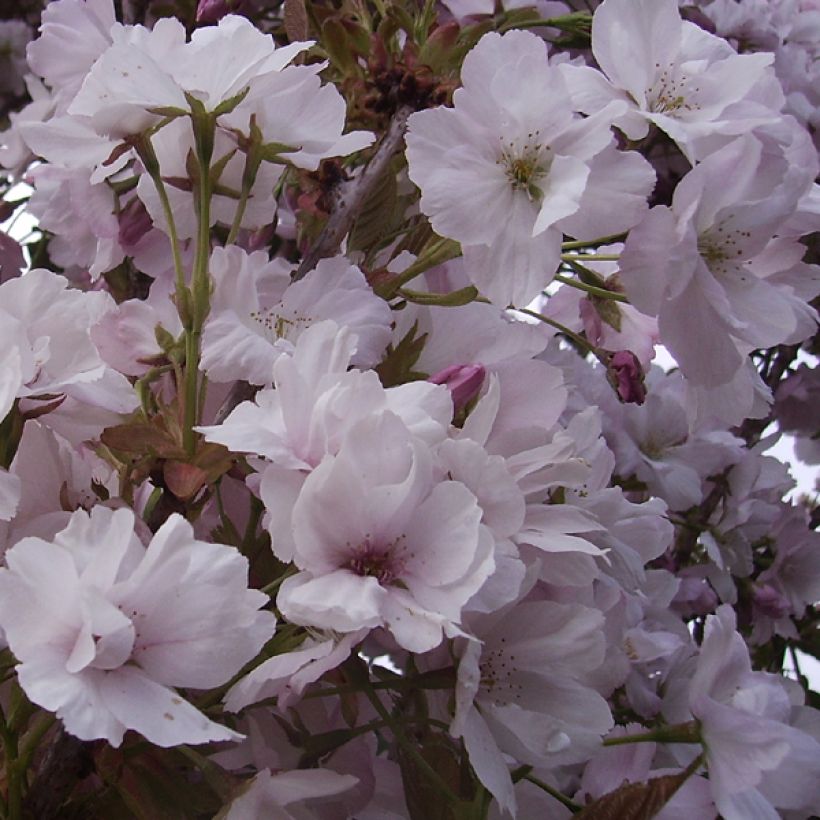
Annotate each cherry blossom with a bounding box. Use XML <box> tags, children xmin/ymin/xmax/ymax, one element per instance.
<box><xmin>405</xmin><ymin>29</ymin><xmax>629</xmax><ymax>306</ymax></box>
<box><xmin>0</xmin><ymin>507</ymin><xmax>276</xmax><ymax>746</ymax></box>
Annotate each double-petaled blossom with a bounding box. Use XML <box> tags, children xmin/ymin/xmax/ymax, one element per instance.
<box><xmin>0</xmin><ymin>507</ymin><xmax>276</xmax><ymax>747</ymax></box>
<box><xmin>276</xmin><ymin>410</ymin><xmax>495</xmax><ymax>651</ymax></box>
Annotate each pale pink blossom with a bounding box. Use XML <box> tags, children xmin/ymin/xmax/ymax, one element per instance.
<box><xmin>560</xmin><ymin>0</ymin><xmax>782</xmax><ymax>160</ymax></box>
<box><xmin>0</xmin><ymin>507</ymin><xmax>276</xmax><ymax>747</ymax></box>
<box><xmin>201</xmin><ymin>250</ymin><xmax>392</xmax><ymax>384</ymax></box>
<box><xmin>277</xmin><ymin>411</ymin><xmax>494</xmax><ymax>651</ymax></box>
<box><xmin>405</xmin><ymin>29</ymin><xmax>627</xmax><ymax>306</ymax></box>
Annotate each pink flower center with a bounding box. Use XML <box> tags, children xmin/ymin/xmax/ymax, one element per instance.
<box><xmin>343</xmin><ymin>537</ymin><xmax>406</xmax><ymax>585</ymax></box>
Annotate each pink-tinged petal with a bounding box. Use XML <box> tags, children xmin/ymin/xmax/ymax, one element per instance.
<box><xmin>259</xmin><ymin>465</ymin><xmax>307</xmax><ymax>563</ymax></box>
<box><xmin>0</xmin><ymin>469</ymin><xmax>19</xmax><ymax>521</ymax></box>
<box><xmin>532</xmin><ymin>155</ymin><xmax>590</xmax><ymax>236</ymax></box>
<box><xmin>690</xmin><ymin>606</ymin><xmax>751</xmax><ymax>710</ymax></box>
<box><xmin>463</xmin><ymin>227</ymin><xmax>561</xmax><ymax>308</ymax></box>
<box><xmin>402</xmin><ymin>481</ymin><xmax>482</xmax><ymax>586</ymax></box>
<box><xmin>201</xmin><ymin>316</ymin><xmax>280</xmax><ymax>386</ymax></box>
<box><xmin>224</xmin><ymin>637</ymin><xmax>335</xmax><ymax>713</ymax></box>
<box><xmin>27</xmin><ymin>0</ymin><xmax>115</xmax><ymax>99</ymax></box>
<box><xmin>713</xmin><ymin>787</ymin><xmax>779</xmax><ymax>820</ymax></box>
<box><xmin>379</xmin><ymin>588</ymin><xmax>448</xmax><ymax>652</ymax></box>
<box><xmin>17</xmin><ymin>657</ymin><xmax>126</xmax><ymax>746</ymax></box>
<box><xmin>557</xmin><ymin>146</ymin><xmax>655</xmax><ymax>241</ymax></box>
<box><xmin>592</xmin><ymin>0</ymin><xmax>682</xmax><ymax>104</ymax></box>
<box><xmin>277</xmin><ymin>570</ymin><xmax>385</xmax><ymax>633</ymax></box>
<box><xmin>700</xmin><ymin>700</ymin><xmax>790</xmax><ymax>798</ymax></box>
<box><xmin>224</xmin><ymin>769</ymin><xmax>358</xmax><ymax>818</ymax></box>
<box><xmin>658</xmin><ymin>265</ymin><xmax>744</xmax><ymax>386</ymax></box>
<box><xmin>459</xmin><ymin>707</ymin><xmax>517</xmax><ymax>817</ymax></box>
<box><xmin>100</xmin><ymin>666</ymin><xmax>242</xmax><ymax>747</ymax></box>
<box><xmin>559</xmin><ymin>64</ymin><xmax>628</xmax><ymax>116</ymax></box>
<box><xmin>619</xmin><ymin>206</ymin><xmax>689</xmax><ymax>317</ymax></box>
<box><xmin>69</xmin><ymin>43</ymin><xmax>188</xmax><ymax>137</ymax></box>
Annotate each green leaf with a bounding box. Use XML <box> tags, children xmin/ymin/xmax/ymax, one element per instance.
<box><xmin>321</xmin><ymin>18</ymin><xmax>360</xmax><ymax>75</ymax></box>
<box><xmin>592</xmin><ymin>296</ymin><xmax>623</xmax><ymax>332</ymax></box>
<box><xmin>259</xmin><ymin>141</ymin><xmax>303</xmax><ymax>163</ymax></box>
<box><xmin>400</xmin><ymin>285</ymin><xmax>478</xmax><ymax>306</ymax></box>
<box><xmin>375</xmin><ymin>321</ymin><xmax>429</xmax><ymax>388</ymax></box>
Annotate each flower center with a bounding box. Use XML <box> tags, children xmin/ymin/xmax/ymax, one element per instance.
<box><xmin>343</xmin><ymin>536</ymin><xmax>406</xmax><ymax>586</ymax></box>
<box><xmin>249</xmin><ymin>306</ymin><xmax>312</xmax><ymax>344</ymax></box>
<box><xmin>647</xmin><ymin>66</ymin><xmax>701</xmax><ymax>116</ymax></box>
<box><xmin>497</xmin><ymin>132</ymin><xmax>549</xmax><ymax>201</ymax></box>
<box><xmin>697</xmin><ymin>221</ymin><xmax>752</xmax><ymax>276</ymax></box>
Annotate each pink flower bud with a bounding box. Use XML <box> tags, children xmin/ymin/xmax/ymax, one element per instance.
<box><xmin>196</xmin><ymin>0</ymin><xmax>236</xmax><ymax>23</ymax></box>
<box><xmin>673</xmin><ymin>575</ymin><xmax>718</xmax><ymax>618</ymax></box>
<box><xmin>606</xmin><ymin>350</ymin><xmax>646</xmax><ymax>404</ymax></box>
<box><xmin>428</xmin><ymin>364</ymin><xmax>486</xmax><ymax>411</ymax></box>
<box><xmin>118</xmin><ymin>197</ymin><xmax>153</xmax><ymax>248</ymax></box>
<box><xmin>751</xmin><ymin>584</ymin><xmax>790</xmax><ymax>620</ymax></box>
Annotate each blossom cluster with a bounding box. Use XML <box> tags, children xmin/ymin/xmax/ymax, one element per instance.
<box><xmin>0</xmin><ymin>0</ymin><xmax>817</xmax><ymax>817</ymax></box>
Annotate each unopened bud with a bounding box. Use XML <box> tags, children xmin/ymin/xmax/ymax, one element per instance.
<box><xmin>428</xmin><ymin>364</ymin><xmax>485</xmax><ymax>411</ymax></box>
<box><xmin>118</xmin><ymin>197</ymin><xmax>153</xmax><ymax>248</ymax></box>
<box><xmin>196</xmin><ymin>0</ymin><xmax>240</xmax><ymax>23</ymax></box>
<box><xmin>606</xmin><ymin>350</ymin><xmax>646</xmax><ymax>404</ymax></box>
<box><xmin>752</xmin><ymin>584</ymin><xmax>790</xmax><ymax>620</ymax></box>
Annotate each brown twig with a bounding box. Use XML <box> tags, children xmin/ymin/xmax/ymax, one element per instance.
<box><xmin>293</xmin><ymin>104</ymin><xmax>414</xmax><ymax>280</ymax></box>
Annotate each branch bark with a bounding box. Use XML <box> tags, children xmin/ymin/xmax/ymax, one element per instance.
<box><xmin>294</xmin><ymin>104</ymin><xmax>414</xmax><ymax>280</ymax></box>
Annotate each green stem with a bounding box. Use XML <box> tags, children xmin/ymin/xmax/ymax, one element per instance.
<box><xmin>602</xmin><ymin>722</ymin><xmax>701</xmax><ymax>747</ymax></box>
<box><xmin>304</xmin><ymin>676</ymin><xmax>454</xmax><ymax>700</ymax></box>
<box><xmin>183</xmin><ymin>330</ymin><xmax>200</xmax><ymax>456</ymax></box>
<box><xmin>181</xmin><ymin>114</ymin><xmax>215</xmax><ymax>456</ymax></box>
<box><xmin>16</xmin><ymin>714</ymin><xmax>56</xmax><ymax>775</ymax></box>
<box><xmin>561</xmin><ymin>233</ymin><xmax>626</xmax><ymax>251</ymax></box>
<box><xmin>379</xmin><ymin>237</ymin><xmax>462</xmax><ymax>297</ymax></box>
<box><xmin>561</xmin><ymin>253</ymin><xmax>620</xmax><ymax>262</ymax></box>
<box><xmin>516</xmin><ymin>307</ymin><xmax>597</xmax><ymax>354</ymax></box>
<box><xmin>0</xmin><ymin>703</ymin><xmax>21</xmax><ymax>820</ymax></box>
<box><xmin>225</xmin><ymin>147</ymin><xmax>261</xmax><ymax>246</ymax></box>
<box><xmin>554</xmin><ymin>273</ymin><xmax>628</xmax><ymax>303</ymax></box>
<box><xmin>345</xmin><ymin>659</ymin><xmax>460</xmax><ymax>805</ymax></box>
<box><xmin>260</xmin><ymin>566</ymin><xmax>299</xmax><ymax>598</ymax></box>
<box><xmin>521</xmin><ymin>770</ymin><xmax>582</xmax><ymax>813</ymax></box>
<box><xmin>497</xmin><ymin>13</ymin><xmax>590</xmax><ymax>34</ymax></box>
<box><xmin>136</xmin><ymin>136</ymin><xmax>187</xmax><ymax>300</ymax></box>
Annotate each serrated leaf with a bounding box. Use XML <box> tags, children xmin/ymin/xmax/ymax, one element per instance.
<box><xmin>418</xmin><ymin>22</ymin><xmax>461</xmax><ymax>74</ymax></box>
<box><xmin>101</xmin><ymin>421</ymin><xmax>182</xmax><ymax>459</ymax></box>
<box><xmin>375</xmin><ymin>322</ymin><xmax>429</xmax><ymax>387</ymax></box>
<box><xmin>574</xmin><ymin>771</ymin><xmax>693</xmax><ymax>820</ymax></box>
<box><xmin>386</xmin><ymin>4</ymin><xmax>416</xmax><ymax>35</ymax></box>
